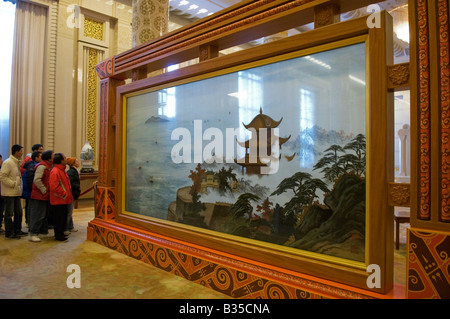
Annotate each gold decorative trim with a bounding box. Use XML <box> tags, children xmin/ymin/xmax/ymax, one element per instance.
<box><xmin>388</xmin><ymin>182</ymin><xmax>410</xmax><ymax>207</ymax></box>
<box><xmin>87</xmin><ymin>48</ymin><xmax>98</xmax><ymax>164</ymax></box>
<box><xmin>47</xmin><ymin>0</ymin><xmax>58</xmax><ymax>150</ymax></box>
<box><xmin>84</xmin><ymin>17</ymin><xmax>104</xmax><ymax>41</ymax></box>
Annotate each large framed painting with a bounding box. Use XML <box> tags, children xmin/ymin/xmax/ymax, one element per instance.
<box><xmin>115</xmin><ymin>14</ymin><xmax>394</xmax><ymax>292</ymax></box>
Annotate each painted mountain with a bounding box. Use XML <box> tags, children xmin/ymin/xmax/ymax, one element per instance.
<box><xmin>168</xmin><ymin>133</ymin><xmax>366</xmax><ymax>262</ymax></box>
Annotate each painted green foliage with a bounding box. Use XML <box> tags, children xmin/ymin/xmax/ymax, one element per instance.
<box><xmin>181</xmin><ymin>134</ymin><xmax>366</xmax><ymax>261</ymax></box>
<box><xmin>223</xmin><ymin>134</ymin><xmax>367</xmax><ymax>260</ymax></box>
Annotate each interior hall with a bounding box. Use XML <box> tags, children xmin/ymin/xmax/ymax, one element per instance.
<box><xmin>0</xmin><ymin>0</ymin><xmax>448</xmax><ymax>300</ymax></box>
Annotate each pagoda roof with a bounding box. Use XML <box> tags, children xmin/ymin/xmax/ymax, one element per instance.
<box><xmin>243</xmin><ymin>107</ymin><xmax>283</xmax><ymax>130</ymax></box>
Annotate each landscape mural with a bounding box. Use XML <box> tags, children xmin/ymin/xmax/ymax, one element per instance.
<box><xmin>125</xmin><ymin>41</ymin><xmax>367</xmax><ymax>262</ymax></box>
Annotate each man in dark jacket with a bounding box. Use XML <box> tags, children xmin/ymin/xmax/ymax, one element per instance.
<box><xmin>22</xmin><ymin>151</ymin><xmax>41</xmax><ymax>229</ymax></box>
<box><xmin>65</xmin><ymin>157</ymin><xmax>80</xmax><ymax>234</ymax></box>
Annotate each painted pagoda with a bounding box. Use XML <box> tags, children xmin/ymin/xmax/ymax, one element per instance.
<box><xmin>236</xmin><ymin>108</ymin><xmax>291</xmax><ymax>175</ymax></box>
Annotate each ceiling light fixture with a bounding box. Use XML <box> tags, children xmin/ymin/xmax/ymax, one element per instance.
<box><xmin>349</xmin><ymin>75</ymin><xmax>366</xmax><ymax>85</ymax></box>
<box><xmin>304</xmin><ymin>55</ymin><xmax>332</xmax><ymax>69</ymax></box>
<box><xmin>228</xmin><ymin>92</ymin><xmax>247</xmax><ymax>99</ymax></box>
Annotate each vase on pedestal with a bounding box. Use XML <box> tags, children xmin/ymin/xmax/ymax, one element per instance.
<box><xmin>80</xmin><ymin>141</ymin><xmax>94</xmax><ymax>173</ymax></box>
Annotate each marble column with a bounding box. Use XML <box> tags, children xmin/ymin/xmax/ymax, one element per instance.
<box><xmin>132</xmin><ymin>0</ymin><xmax>169</xmax><ymax>47</ymax></box>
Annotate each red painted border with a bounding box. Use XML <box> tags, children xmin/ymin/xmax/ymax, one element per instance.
<box><xmin>417</xmin><ymin>0</ymin><xmax>431</xmax><ymax>220</ymax></box>
<box><xmin>87</xmin><ymin>217</ymin><xmax>388</xmax><ymax>299</ymax></box>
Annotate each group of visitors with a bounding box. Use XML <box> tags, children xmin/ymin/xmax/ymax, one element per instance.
<box><xmin>0</xmin><ymin>144</ymin><xmax>81</xmax><ymax>242</ymax></box>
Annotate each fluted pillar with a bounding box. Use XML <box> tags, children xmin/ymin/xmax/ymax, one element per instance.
<box><xmin>132</xmin><ymin>0</ymin><xmax>169</xmax><ymax>47</ymax></box>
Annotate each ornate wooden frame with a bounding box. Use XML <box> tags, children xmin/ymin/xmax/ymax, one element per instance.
<box><xmin>103</xmin><ymin>14</ymin><xmax>392</xmax><ymax>294</ymax></box>
<box><xmin>91</xmin><ymin>0</ymin><xmax>398</xmax><ymax>296</ymax></box>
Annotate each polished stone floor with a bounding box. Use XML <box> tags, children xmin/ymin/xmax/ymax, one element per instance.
<box><xmin>0</xmin><ymin>199</ymin><xmax>230</xmax><ymax>299</ymax></box>
<box><xmin>0</xmin><ymin>199</ymin><xmax>408</xmax><ymax>299</ymax></box>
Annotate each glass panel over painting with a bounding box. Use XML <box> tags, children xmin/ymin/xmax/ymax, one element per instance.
<box><xmin>125</xmin><ymin>41</ymin><xmax>366</xmax><ymax>262</ymax></box>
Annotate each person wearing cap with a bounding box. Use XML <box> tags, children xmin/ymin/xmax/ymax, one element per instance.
<box><xmin>65</xmin><ymin>157</ymin><xmax>80</xmax><ymax>234</ymax></box>
<box><xmin>20</xmin><ymin>144</ymin><xmax>43</xmax><ymax>176</ymax></box>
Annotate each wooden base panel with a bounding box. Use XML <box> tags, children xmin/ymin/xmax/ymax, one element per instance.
<box><xmin>94</xmin><ymin>186</ymin><xmax>116</xmax><ymax>221</ymax></box>
<box><xmin>87</xmin><ymin>217</ymin><xmax>398</xmax><ymax>299</ymax></box>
